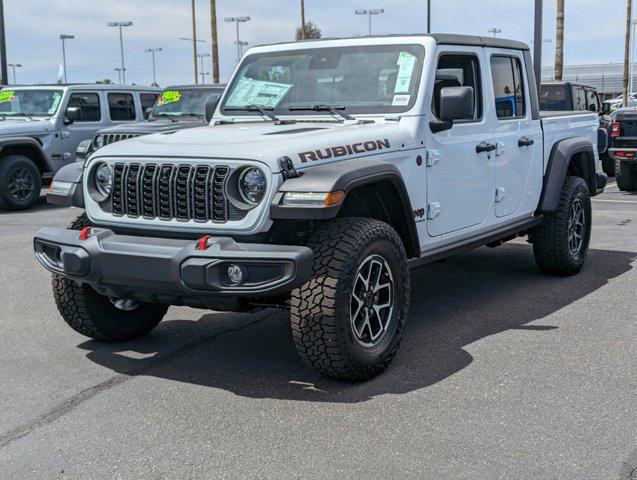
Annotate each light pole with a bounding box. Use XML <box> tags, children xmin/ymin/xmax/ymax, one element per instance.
<box><xmin>198</xmin><ymin>53</ymin><xmax>211</xmax><ymax>84</ymax></box>
<box><xmin>107</xmin><ymin>21</ymin><xmax>133</xmax><ymax>84</ymax></box>
<box><xmin>533</xmin><ymin>0</ymin><xmax>543</xmax><ymax>97</ymax></box>
<box><xmin>115</xmin><ymin>67</ymin><xmax>123</xmax><ymax>84</ymax></box>
<box><xmin>8</xmin><ymin>63</ymin><xmax>21</xmax><ymax>84</ymax></box>
<box><xmin>426</xmin><ymin>0</ymin><xmax>431</xmax><ymax>34</ymax></box>
<box><xmin>59</xmin><ymin>34</ymin><xmax>74</xmax><ymax>83</ymax></box>
<box><xmin>0</xmin><ymin>0</ymin><xmax>8</xmax><ymax>85</ymax></box>
<box><xmin>488</xmin><ymin>27</ymin><xmax>502</xmax><ymax>38</ymax></box>
<box><xmin>180</xmin><ymin>37</ymin><xmax>206</xmax><ymax>84</ymax></box>
<box><xmin>235</xmin><ymin>40</ymin><xmax>249</xmax><ymax>58</ymax></box>
<box><xmin>355</xmin><ymin>9</ymin><xmax>384</xmax><ymax>36</ymax></box>
<box><xmin>145</xmin><ymin>47</ymin><xmax>162</xmax><ymax>86</ymax></box>
<box><xmin>224</xmin><ymin>17</ymin><xmax>251</xmax><ymax>63</ymax></box>
<box><xmin>631</xmin><ymin>19</ymin><xmax>637</xmax><ymax>94</ymax></box>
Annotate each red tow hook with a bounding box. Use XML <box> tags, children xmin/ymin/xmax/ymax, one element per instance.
<box><xmin>79</xmin><ymin>226</ymin><xmax>93</xmax><ymax>241</ymax></box>
<box><xmin>197</xmin><ymin>235</ymin><xmax>212</xmax><ymax>251</ymax></box>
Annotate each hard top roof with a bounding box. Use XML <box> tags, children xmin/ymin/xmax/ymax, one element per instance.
<box><xmin>163</xmin><ymin>84</ymin><xmax>226</xmax><ymax>90</ymax></box>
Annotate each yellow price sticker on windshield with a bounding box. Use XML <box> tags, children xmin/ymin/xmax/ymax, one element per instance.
<box><xmin>157</xmin><ymin>90</ymin><xmax>182</xmax><ymax>106</ymax></box>
<box><xmin>0</xmin><ymin>90</ymin><xmax>15</xmax><ymax>103</ymax></box>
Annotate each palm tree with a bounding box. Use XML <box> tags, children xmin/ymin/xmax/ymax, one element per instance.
<box><xmin>300</xmin><ymin>0</ymin><xmax>307</xmax><ymax>40</ymax></box>
<box><xmin>623</xmin><ymin>0</ymin><xmax>633</xmax><ymax>107</ymax></box>
<box><xmin>210</xmin><ymin>0</ymin><xmax>219</xmax><ymax>83</ymax></box>
<box><xmin>554</xmin><ymin>0</ymin><xmax>564</xmax><ymax>81</ymax></box>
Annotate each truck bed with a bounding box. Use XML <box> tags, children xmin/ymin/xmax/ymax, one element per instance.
<box><xmin>539</xmin><ymin>111</ymin><xmax>600</xmax><ymax>169</ymax></box>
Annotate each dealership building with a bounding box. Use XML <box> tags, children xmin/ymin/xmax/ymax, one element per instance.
<box><xmin>542</xmin><ymin>63</ymin><xmax>636</xmax><ymax>99</ymax></box>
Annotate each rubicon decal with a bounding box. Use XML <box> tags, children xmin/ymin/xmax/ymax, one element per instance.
<box><xmin>298</xmin><ymin>139</ymin><xmax>391</xmax><ymax>163</ymax></box>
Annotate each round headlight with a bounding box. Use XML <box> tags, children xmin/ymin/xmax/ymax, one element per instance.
<box><xmin>94</xmin><ymin>135</ymin><xmax>104</xmax><ymax>149</ymax></box>
<box><xmin>238</xmin><ymin>167</ymin><xmax>266</xmax><ymax>205</ymax></box>
<box><xmin>94</xmin><ymin>163</ymin><xmax>113</xmax><ymax>197</ymax></box>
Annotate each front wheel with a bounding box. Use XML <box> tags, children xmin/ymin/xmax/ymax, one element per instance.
<box><xmin>290</xmin><ymin>218</ymin><xmax>410</xmax><ymax>381</ymax></box>
<box><xmin>0</xmin><ymin>155</ymin><xmax>42</xmax><ymax>210</ymax></box>
<box><xmin>531</xmin><ymin>176</ymin><xmax>592</xmax><ymax>276</ymax></box>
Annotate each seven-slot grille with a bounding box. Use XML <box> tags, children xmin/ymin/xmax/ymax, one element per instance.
<box><xmin>101</xmin><ymin>133</ymin><xmax>140</xmax><ymax>146</ymax></box>
<box><xmin>111</xmin><ymin>163</ymin><xmax>236</xmax><ymax>223</ymax></box>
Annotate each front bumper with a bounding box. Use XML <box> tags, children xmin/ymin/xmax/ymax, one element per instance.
<box><xmin>34</xmin><ymin>227</ymin><xmax>313</xmax><ymax>307</ymax></box>
<box><xmin>608</xmin><ymin>148</ymin><xmax>637</xmax><ymax>163</ymax></box>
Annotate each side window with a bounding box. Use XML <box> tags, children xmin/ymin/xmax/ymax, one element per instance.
<box><xmin>586</xmin><ymin>89</ymin><xmax>600</xmax><ymax>112</ymax></box>
<box><xmin>67</xmin><ymin>93</ymin><xmax>101</xmax><ymax>122</ymax></box>
<box><xmin>108</xmin><ymin>93</ymin><xmax>136</xmax><ymax>121</ymax></box>
<box><xmin>140</xmin><ymin>93</ymin><xmax>159</xmax><ymax>119</ymax></box>
<box><xmin>490</xmin><ymin>56</ymin><xmax>526</xmax><ymax>119</ymax></box>
<box><xmin>433</xmin><ymin>54</ymin><xmax>482</xmax><ymax>121</ymax></box>
<box><xmin>574</xmin><ymin>88</ymin><xmax>587</xmax><ymax>111</ymax></box>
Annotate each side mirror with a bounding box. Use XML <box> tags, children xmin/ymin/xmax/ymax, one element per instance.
<box><xmin>601</xmin><ymin>103</ymin><xmax>611</xmax><ymax>115</ymax></box>
<box><xmin>145</xmin><ymin>107</ymin><xmax>154</xmax><ymax>116</ymax></box>
<box><xmin>205</xmin><ymin>94</ymin><xmax>220</xmax><ymax>123</ymax></box>
<box><xmin>64</xmin><ymin>106</ymin><xmax>81</xmax><ymax>125</ymax></box>
<box><xmin>430</xmin><ymin>86</ymin><xmax>474</xmax><ymax>133</ymax></box>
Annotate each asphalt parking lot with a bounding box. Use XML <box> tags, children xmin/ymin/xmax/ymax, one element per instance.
<box><xmin>0</xmin><ymin>183</ymin><xmax>635</xmax><ymax>479</ymax></box>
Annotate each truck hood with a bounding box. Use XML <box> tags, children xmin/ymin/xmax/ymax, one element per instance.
<box><xmin>97</xmin><ymin>118</ymin><xmax>206</xmax><ymax>135</ymax></box>
<box><xmin>93</xmin><ymin>120</ymin><xmax>412</xmax><ymax>172</ymax></box>
<box><xmin>0</xmin><ymin>118</ymin><xmax>54</xmax><ymax>137</ymax></box>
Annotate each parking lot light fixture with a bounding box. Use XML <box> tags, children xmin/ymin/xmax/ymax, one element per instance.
<box><xmin>488</xmin><ymin>27</ymin><xmax>502</xmax><ymax>38</ymax></box>
<box><xmin>59</xmin><ymin>34</ymin><xmax>74</xmax><ymax>83</ymax></box>
<box><xmin>114</xmin><ymin>67</ymin><xmax>123</xmax><ymax>84</ymax></box>
<box><xmin>8</xmin><ymin>63</ymin><xmax>21</xmax><ymax>85</ymax></box>
<box><xmin>197</xmin><ymin>52</ymin><xmax>211</xmax><ymax>84</ymax></box>
<box><xmin>355</xmin><ymin>8</ymin><xmax>384</xmax><ymax>36</ymax></box>
<box><xmin>224</xmin><ymin>17</ymin><xmax>251</xmax><ymax>63</ymax></box>
<box><xmin>145</xmin><ymin>48</ymin><xmax>163</xmax><ymax>86</ymax></box>
<box><xmin>108</xmin><ymin>22</ymin><xmax>133</xmax><ymax>84</ymax></box>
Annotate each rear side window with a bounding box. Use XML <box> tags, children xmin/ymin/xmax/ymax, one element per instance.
<box><xmin>490</xmin><ymin>56</ymin><xmax>526</xmax><ymax>119</ymax></box>
<box><xmin>434</xmin><ymin>54</ymin><xmax>482</xmax><ymax>121</ymax></box>
<box><xmin>140</xmin><ymin>93</ymin><xmax>159</xmax><ymax>119</ymax></box>
<box><xmin>108</xmin><ymin>93</ymin><xmax>136</xmax><ymax>121</ymax></box>
<box><xmin>67</xmin><ymin>93</ymin><xmax>101</xmax><ymax>122</ymax></box>
<box><xmin>574</xmin><ymin>88</ymin><xmax>587</xmax><ymax>111</ymax></box>
<box><xmin>586</xmin><ymin>89</ymin><xmax>600</xmax><ymax>112</ymax></box>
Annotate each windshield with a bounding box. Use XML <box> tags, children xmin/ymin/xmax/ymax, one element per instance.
<box><xmin>0</xmin><ymin>89</ymin><xmax>64</xmax><ymax>117</ymax></box>
<box><xmin>151</xmin><ymin>88</ymin><xmax>222</xmax><ymax>117</ymax></box>
<box><xmin>220</xmin><ymin>44</ymin><xmax>425</xmax><ymax>117</ymax></box>
<box><xmin>540</xmin><ymin>85</ymin><xmax>568</xmax><ymax>111</ymax></box>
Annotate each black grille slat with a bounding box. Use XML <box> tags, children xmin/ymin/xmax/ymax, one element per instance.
<box><xmin>108</xmin><ymin>163</ymin><xmax>244</xmax><ymax>223</ymax></box>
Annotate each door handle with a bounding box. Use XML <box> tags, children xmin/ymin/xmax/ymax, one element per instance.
<box><xmin>518</xmin><ymin>137</ymin><xmax>534</xmax><ymax>147</ymax></box>
<box><xmin>476</xmin><ymin>142</ymin><xmax>496</xmax><ymax>153</ymax></box>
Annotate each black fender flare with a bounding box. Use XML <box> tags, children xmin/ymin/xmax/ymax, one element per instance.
<box><xmin>0</xmin><ymin>136</ymin><xmax>53</xmax><ymax>173</ymax></box>
<box><xmin>270</xmin><ymin>157</ymin><xmax>420</xmax><ymax>258</ymax></box>
<box><xmin>537</xmin><ymin>137</ymin><xmax>597</xmax><ymax>213</ymax></box>
<box><xmin>46</xmin><ymin>161</ymin><xmax>84</xmax><ymax>208</ymax></box>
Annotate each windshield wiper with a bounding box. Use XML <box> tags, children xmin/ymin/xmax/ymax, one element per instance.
<box><xmin>225</xmin><ymin>105</ymin><xmax>281</xmax><ymax>122</ymax></box>
<box><xmin>150</xmin><ymin>112</ymin><xmax>179</xmax><ymax>122</ymax></box>
<box><xmin>288</xmin><ymin>104</ymin><xmax>354</xmax><ymax>120</ymax></box>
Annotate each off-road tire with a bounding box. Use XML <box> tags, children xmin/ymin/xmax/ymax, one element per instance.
<box><xmin>615</xmin><ymin>159</ymin><xmax>636</xmax><ymax>191</ymax></box>
<box><xmin>531</xmin><ymin>176</ymin><xmax>592</xmax><ymax>276</ymax></box>
<box><xmin>52</xmin><ymin>276</ymin><xmax>168</xmax><ymax>342</ymax></box>
<box><xmin>68</xmin><ymin>212</ymin><xmax>91</xmax><ymax>230</ymax></box>
<box><xmin>290</xmin><ymin>217</ymin><xmax>410</xmax><ymax>381</ymax></box>
<box><xmin>0</xmin><ymin>155</ymin><xmax>42</xmax><ymax>210</ymax></box>
<box><xmin>601</xmin><ymin>153</ymin><xmax>616</xmax><ymax>177</ymax></box>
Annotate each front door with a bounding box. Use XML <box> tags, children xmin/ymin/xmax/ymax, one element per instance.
<box><xmin>426</xmin><ymin>47</ymin><xmax>495</xmax><ymax>238</ymax></box>
<box><xmin>61</xmin><ymin>92</ymin><xmax>103</xmax><ymax>163</ymax></box>
<box><xmin>485</xmin><ymin>50</ymin><xmax>541</xmax><ymax>218</ymax></box>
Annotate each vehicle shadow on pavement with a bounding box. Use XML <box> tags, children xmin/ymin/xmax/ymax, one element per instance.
<box><xmin>0</xmin><ymin>195</ymin><xmax>67</xmax><ymax>215</ymax></box>
<box><xmin>78</xmin><ymin>244</ymin><xmax>636</xmax><ymax>403</ymax></box>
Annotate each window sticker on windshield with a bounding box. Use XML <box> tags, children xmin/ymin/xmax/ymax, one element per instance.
<box><xmin>0</xmin><ymin>90</ymin><xmax>15</xmax><ymax>103</ymax></box>
<box><xmin>392</xmin><ymin>94</ymin><xmax>410</xmax><ymax>107</ymax></box>
<box><xmin>48</xmin><ymin>92</ymin><xmax>62</xmax><ymax>114</ymax></box>
<box><xmin>157</xmin><ymin>90</ymin><xmax>182</xmax><ymax>106</ymax></box>
<box><xmin>394</xmin><ymin>51</ymin><xmax>417</xmax><ymax>94</ymax></box>
<box><xmin>225</xmin><ymin>77</ymin><xmax>293</xmax><ymax>109</ymax></box>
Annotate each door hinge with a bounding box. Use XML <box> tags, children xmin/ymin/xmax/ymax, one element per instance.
<box><xmin>495</xmin><ymin>187</ymin><xmax>507</xmax><ymax>203</ymax></box>
<box><xmin>425</xmin><ymin>150</ymin><xmax>440</xmax><ymax>167</ymax></box>
<box><xmin>426</xmin><ymin>202</ymin><xmax>441</xmax><ymax>220</ymax></box>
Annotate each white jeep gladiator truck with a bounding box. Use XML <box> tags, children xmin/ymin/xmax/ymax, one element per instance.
<box><xmin>34</xmin><ymin>34</ymin><xmax>606</xmax><ymax>381</ymax></box>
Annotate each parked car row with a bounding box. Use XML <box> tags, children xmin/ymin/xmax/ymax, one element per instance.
<box><xmin>0</xmin><ymin>83</ymin><xmax>225</xmax><ymax>210</ymax></box>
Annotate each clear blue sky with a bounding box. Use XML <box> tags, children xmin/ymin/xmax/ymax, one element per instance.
<box><xmin>3</xmin><ymin>0</ymin><xmax>629</xmax><ymax>86</ymax></box>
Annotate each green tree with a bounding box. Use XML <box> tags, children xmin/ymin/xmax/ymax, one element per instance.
<box><xmin>296</xmin><ymin>20</ymin><xmax>321</xmax><ymax>41</ymax></box>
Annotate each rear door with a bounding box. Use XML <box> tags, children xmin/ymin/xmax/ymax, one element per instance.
<box><xmin>485</xmin><ymin>49</ymin><xmax>541</xmax><ymax>218</ymax></box>
<box><xmin>425</xmin><ymin>46</ymin><xmax>495</xmax><ymax>237</ymax></box>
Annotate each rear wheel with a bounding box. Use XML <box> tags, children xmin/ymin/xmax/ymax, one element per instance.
<box><xmin>616</xmin><ymin>159</ymin><xmax>637</xmax><ymax>191</ymax></box>
<box><xmin>601</xmin><ymin>154</ymin><xmax>616</xmax><ymax>177</ymax></box>
<box><xmin>290</xmin><ymin>218</ymin><xmax>410</xmax><ymax>381</ymax></box>
<box><xmin>531</xmin><ymin>176</ymin><xmax>591</xmax><ymax>276</ymax></box>
<box><xmin>0</xmin><ymin>155</ymin><xmax>42</xmax><ymax>210</ymax></box>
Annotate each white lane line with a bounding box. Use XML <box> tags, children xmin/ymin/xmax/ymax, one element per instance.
<box><xmin>605</xmin><ymin>181</ymin><xmax>617</xmax><ymax>189</ymax></box>
<box><xmin>592</xmin><ymin>198</ymin><xmax>637</xmax><ymax>204</ymax></box>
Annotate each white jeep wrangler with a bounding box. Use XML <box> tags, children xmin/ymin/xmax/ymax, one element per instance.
<box><xmin>35</xmin><ymin>35</ymin><xmax>607</xmax><ymax>381</ymax></box>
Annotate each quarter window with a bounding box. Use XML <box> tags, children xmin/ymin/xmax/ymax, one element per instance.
<box><xmin>67</xmin><ymin>93</ymin><xmax>101</xmax><ymax>122</ymax></box>
<box><xmin>586</xmin><ymin>89</ymin><xmax>600</xmax><ymax>112</ymax></box>
<box><xmin>490</xmin><ymin>56</ymin><xmax>526</xmax><ymax>119</ymax></box>
<box><xmin>434</xmin><ymin>54</ymin><xmax>482</xmax><ymax>121</ymax></box>
<box><xmin>108</xmin><ymin>93</ymin><xmax>136</xmax><ymax>121</ymax></box>
<box><xmin>574</xmin><ymin>88</ymin><xmax>587</xmax><ymax>111</ymax></box>
<box><xmin>140</xmin><ymin>93</ymin><xmax>159</xmax><ymax>119</ymax></box>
